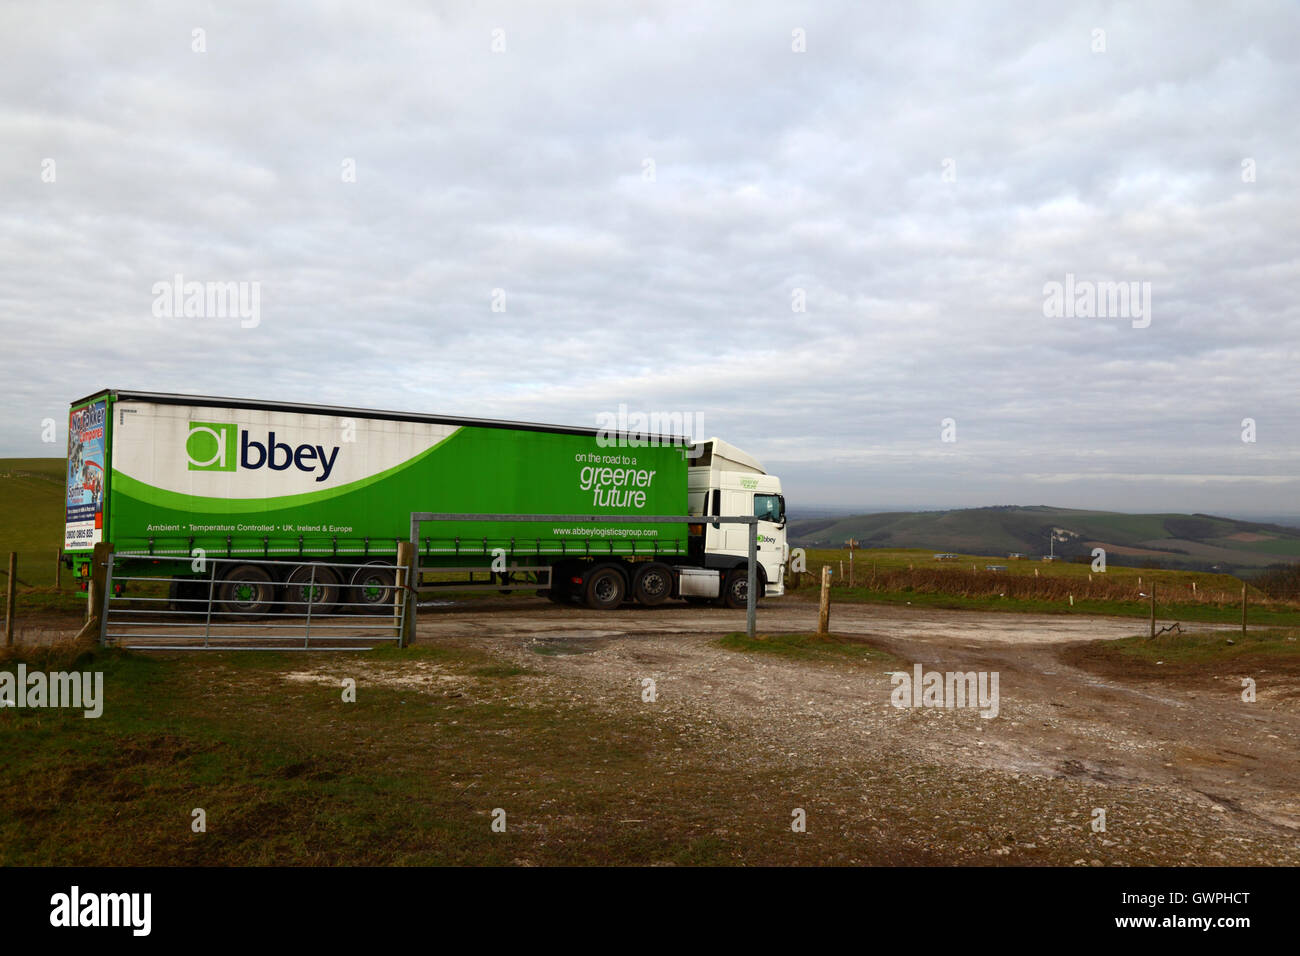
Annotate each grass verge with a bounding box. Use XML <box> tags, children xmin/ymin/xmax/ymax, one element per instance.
<box><xmin>794</xmin><ymin>585</ymin><xmax>1300</xmax><ymax>627</ymax></box>
<box><xmin>1060</xmin><ymin>627</ymin><xmax>1300</xmax><ymax>693</ymax></box>
<box><xmin>715</xmin><ymin>631</ymin><xmax>903</xmax><ymax>665</ymax></box>
<box><xmin>0</xmin><ymin>640</ymin><xmax>916</xmax><ymax>865</ymax></box>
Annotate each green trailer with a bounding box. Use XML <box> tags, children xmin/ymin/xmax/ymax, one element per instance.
<box><xmin>63</xmin><ymin>390</ymin><xmax>787</xmax><ymax>612</ymax></box>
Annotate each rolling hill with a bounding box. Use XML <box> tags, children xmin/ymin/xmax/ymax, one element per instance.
<box><xmin>789</xmin><ymin>505</ymin><xmax>1300</xmax><ymax>573</ymax></box>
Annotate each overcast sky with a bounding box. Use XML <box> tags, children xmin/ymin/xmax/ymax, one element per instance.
<box><xmin>3</xmin><ymin>1</ymin><xmax>1298</xmax><ymax>514</ymax></box>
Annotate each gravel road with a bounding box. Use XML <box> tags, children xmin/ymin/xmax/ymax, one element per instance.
<box><xmin>410</xmin><ymin>598</ymin><xmax>1300</xmax><ymax>864</ymax></box>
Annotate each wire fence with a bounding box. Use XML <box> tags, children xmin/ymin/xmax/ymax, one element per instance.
<box><xmin>0</xmin><ymin>550</ymin><xmax>71</xmax><ymax>590</ymax></box>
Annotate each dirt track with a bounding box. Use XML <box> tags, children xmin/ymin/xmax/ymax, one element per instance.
<box><xmin>412</xmin><ymin>599</ymin><xmax>1300</xmax><ymax>864</ymax></box>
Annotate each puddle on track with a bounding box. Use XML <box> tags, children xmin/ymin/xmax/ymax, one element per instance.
<box><xmin>528</xmin><ymin>633</ymin><xmax>624</xmax><ymax>656</ymax></box>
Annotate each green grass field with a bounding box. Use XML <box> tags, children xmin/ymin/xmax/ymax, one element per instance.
<box><xmin>793</xmin><ymin>547</ymin><xmax>1300</xmax><ymax>627</ymax></box>
<box><xmin>802</xmin><ymin>547</ymin><xmax>1251</xmax><ymax>588</ymax></box>
<box><xmin>0</xmin><ymin>457</ymin><xmax>67</xmax><ymax>588</ymax></box>
<box><xmin>0</xmin><ymin>642</ymin><xmax>704</xmax><ymax>864</ymax></box>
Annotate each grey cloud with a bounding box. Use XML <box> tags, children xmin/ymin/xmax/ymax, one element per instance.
<box><xmin>2</xmin><ymin>0</ymin><xmax>1298</xmax><ymax>514</ymax></box>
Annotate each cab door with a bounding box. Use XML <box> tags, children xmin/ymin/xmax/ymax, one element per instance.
<box><xmin>752</xmin><ymin>492</ymin><xmax>786</xmax><ymax>593</ymax></box>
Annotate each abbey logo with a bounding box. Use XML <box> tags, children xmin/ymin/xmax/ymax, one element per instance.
<box><xmin>186</xmin><ymin>422</ymin><xmax>339</xmax><ymax>482</ymax></box>
<box><xmin>186</xmin><ymin>422</ymin><xmax>237</xmax><ymax>472</ymax></box>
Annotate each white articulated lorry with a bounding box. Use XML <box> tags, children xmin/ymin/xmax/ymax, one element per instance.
<box><xmin>63</xmin><ymin>390</ymin><xmax>789</xmax><ymax>613</ymax></box>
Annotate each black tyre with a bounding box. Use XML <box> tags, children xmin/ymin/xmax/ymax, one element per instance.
<box><xmin>349</xmin><ymin>561</ymin><xmax>397</xmax><ymax>613</ymax></box>
<box><xmin>285</xmin><ymin>564</ymin><xmax>342</xmax><ymax>615</ymax></box>
<box><xmin>583</xmin><ymin>564</ymin><xmax>626</xmax><ymax>610</ymax></box>
<box><xmin>721</xmin><ymin>566</ymin><xmax>761</xmax><ymax>609</ymax></box>
<box><xmin>217</xmin><ymin>565</ymin><xmax>277</xmax><ymax>619</ymax></box>
<box><xmin>167</xmin><ymin>579</ymin><xmax>207</xmax><ymax>614</ymax></box>
<box><xmin>632</xmin><ymin>562</ymin><xmax>673</xmax><ymax>606</ymax></box>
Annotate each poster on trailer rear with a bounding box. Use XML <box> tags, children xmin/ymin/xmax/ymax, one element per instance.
<box><xmin>65</xmin><ymin>399</ymin><xmax>107</xmax><ymax>550</ymax></box>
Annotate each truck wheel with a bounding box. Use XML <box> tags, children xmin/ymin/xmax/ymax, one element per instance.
<box><xmin>285</xmin><ymin>564</ymin><xmax>341</xmax><ymax>615</ymax></box>
<box><xmin>632</xmin><ymin>562</ymin><xmax>673</xmax><ymax>606</ymax></box>
<box><xmin>217</xmin><ymin>565</ymin><xmax>277</xmax><ymax>619</ymax></box>
<box><xmin>584</xmin><ymin>564</ymin><xmax>626</xmax><ymax>610</ymax></box>
<box><xmin>721</xmin><ymin>567</ymin><xmax>760</xmax><ymax>609</ymax></box>
<box><xmin>349</xmin><ymin>561</ymin><xmax>396</xmax><ymax>613</ymax></box>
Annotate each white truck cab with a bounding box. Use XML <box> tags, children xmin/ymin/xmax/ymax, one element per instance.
<box><xmin>687</xmin><ymin>437</ymin><xmax>788</xmax><ymax>598</ymax></box>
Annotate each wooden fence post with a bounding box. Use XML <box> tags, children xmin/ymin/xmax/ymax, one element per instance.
<box><xmin>1241</xmin><ymin>582</ymin><xmax>1247</xmax><ymax>637</ymax></box>
<box><xmin>66</xmin><ymin>544</ymin><xmax>113</xmax><ymax>646</ymax></box>
<box><xmin>1149</xmin><ymin>583</ymin><xmax>1156</xmax><ymax>639</ymax></box>
<box><xmin>89</xmin><ymin>542</ymin><xmax>112</xmax><ymax>623</ymax></box>
<box><xmin>4</xmin><ymin>553</ymin><xmax>15</xmax><ymax>647</ymax></box>
<box><xmin>817</xmin><ymin>565</ymin><xmax>832</xmax><ymax>636</ymax></box>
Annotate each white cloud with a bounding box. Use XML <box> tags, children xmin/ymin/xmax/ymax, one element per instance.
<box><xmin>2</xmin><ymin>0</ymin><xmax>1298</xmax><ymax>513</ymax></box>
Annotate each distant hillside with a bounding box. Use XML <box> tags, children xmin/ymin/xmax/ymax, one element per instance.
<box><xmin>0</xmin><ymin>457</ymin><xmax>66</xmax><ymax>559</ymax></box>
<box><xmin>789</xmin><ymin>505</ymin><xmax>1300</xmax><ymax>573</ymax></box>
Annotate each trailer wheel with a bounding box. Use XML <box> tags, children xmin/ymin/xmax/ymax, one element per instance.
<box><xmin>721</xmin><ymin>566</ymin><xmax>761</xmax><ymax>609</ymax></box>
<box><xmin>632</xmin><ymin>562</ymin><xmax>673</xmax><ymax>606</ymax></box>
<box><xmin>584</xmin><ymin>564</ymin><xmax>626</xmax><ymax>610</ymax></box>
<box><xmin>349</xmin><ymin>561</ymin><xmax>396</xmax><ymax>613</ymax></box>
<box><xmin>217</xmin><ymin>565</ymin><xmax>277</xmax><ymax>619</ymax></box>
<box><xmin>285</xmin><ymin>564</ymin><xmax>342</xmax><ymax>615</ymax></box>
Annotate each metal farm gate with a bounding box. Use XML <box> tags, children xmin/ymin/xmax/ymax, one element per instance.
<box><xmin>99</xmin><ymin>553</ymin><xmax>408</xmax><ymax>650</ymax></box>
